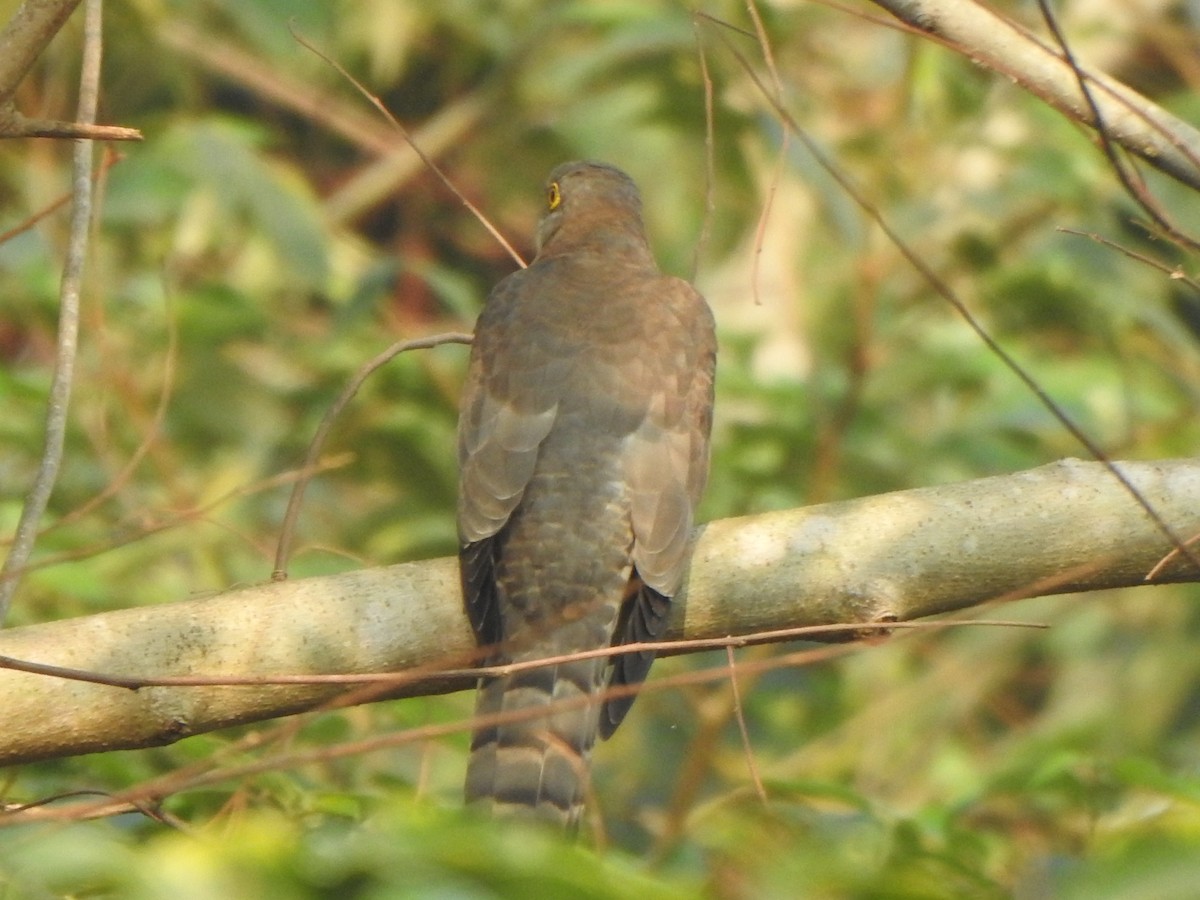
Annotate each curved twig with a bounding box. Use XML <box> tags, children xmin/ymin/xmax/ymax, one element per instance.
<box><xmin>271</xmin><ymin>332</ymin><xmax>472</xmax><ymax>579</ymax></box>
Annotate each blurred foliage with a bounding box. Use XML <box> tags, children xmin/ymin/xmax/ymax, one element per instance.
<box><xmin>3</xmin><ymin>0</ymin><xmax>1200</xmax><ymax>896</ymax></box>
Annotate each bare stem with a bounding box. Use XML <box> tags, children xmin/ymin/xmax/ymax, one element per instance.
<box><xmin>0</xmin><ymin>0</ymin><xmax>102</xmax><ymax>623</ymax></box>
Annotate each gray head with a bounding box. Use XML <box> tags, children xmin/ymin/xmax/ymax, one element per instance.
<box><xmin>534</xmin><ymin>161</ymin><xmax>651</xmax><ymax>260</ymax></box>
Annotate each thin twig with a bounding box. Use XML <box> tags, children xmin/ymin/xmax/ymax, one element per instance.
<box><xmin>3</xmin><ymin>454</ymin><xmax>352</xmax><ymax>566</ymax></box>
<box><xmin>45</xmin><ymin>284</ymin><xmax>178</xmax><ymax>533</ymax></box>
<box><xmin>1035</xmin><ymin>0</ymin><xmax>1200</xmax><ymax>253</ymax></box>
<box><xmin>0</xmin><ymin>147</ymin><xmax>122</xmax><ymax>245</ymax></box>
<box><xmin>157</xmin><ymin>21</ymin><xmax>395</xmax><ymax>155</ymax></box>
<box><xmin>0</xmin><ymin>115</ymin><xmax>140</xmax><ymax>141</ymax></box>
<box><xmin>0</xmin><ymin>0</ymin><xmax>103</xmax><ymax>624</ymax></box>
<box><xmin>746</xmin><ymin>0</ymin><xmax>790</xmax><ymax>306</ymax></box>
<box><xmin>271</xmin><ymin>332</ymin><xmax>472</xmax><ymax>579</ymax></box>
<box><xmin>0</xmin><ymin>641</ymin><xmax>917</xmax><ymax>826</ymax></box>
<box><xmin>289</xmin><ymin>26</ymin><xmax>526</xmax><ymax>269</ymax></box>
<box><xmin>0</xmin><ymin>618</ymin><xmax>1046</xmax><ymax>692</ymax></box>
<box><xmin>690</xmin><ymin>13</ymin><xmax>717</xmax><ymax>283</ymax></box>
<box><xmin>1059</xmin><ymin>227</ymin><xmax>1200</xmax><ymax>295</ymax></box>
<box><xmin>3</xmin><ymin>789</ymin><xmax>188</xmax><ymax>831</ymax></box>
<box><xmin>726</xmin><ymin>645</ymin><xmax>767</xmax><ymax>803</ymax></box>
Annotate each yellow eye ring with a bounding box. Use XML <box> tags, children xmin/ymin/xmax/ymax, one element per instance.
<box><xmin>547</xmin><ymin>182</ymin><xmax>562</xmax><ymax>211</ymax></box>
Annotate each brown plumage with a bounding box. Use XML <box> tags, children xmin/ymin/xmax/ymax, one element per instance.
<box><xmin>457</xmin><ymin>161</ymin><xmax>716</xmax><ymax>827</ymax></box>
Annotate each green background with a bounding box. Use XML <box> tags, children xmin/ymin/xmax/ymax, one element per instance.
<box><xmin>3</xmin><ymin>0</ymin><xmax>1200</xmax><ymax>896</ymax></box>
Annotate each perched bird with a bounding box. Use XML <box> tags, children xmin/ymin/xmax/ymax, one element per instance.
<box><xmin>457</xmin><ymin>160</ymin><xmax>716</xmax><ymax>828</ymax></box>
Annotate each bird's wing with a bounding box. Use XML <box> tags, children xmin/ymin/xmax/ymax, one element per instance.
<box><xmin>457</xmin><ymin>270</ymin><xmax>568</xmax><ymax>645</ymax></box>
<box><xmin>624</xmin><ymin>277</ymin><xmax>716</xmax><ymax>596</ymax></box>
<box><xmin>600</xmin><ymin>277</ymin><xmax>716</xmax><ymax>736</ymax></box>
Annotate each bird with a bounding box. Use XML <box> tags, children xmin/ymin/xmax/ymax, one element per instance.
<box><xmin>456</xmin><ymin>160</ymin><xmax>716</xmax><ymax>828</ymax></box>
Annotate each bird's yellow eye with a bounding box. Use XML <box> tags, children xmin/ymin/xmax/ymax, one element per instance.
<box><xmin>547</xmin><ymin>182</ymin><xmax>562</xmax><ymax>211</ymax></box>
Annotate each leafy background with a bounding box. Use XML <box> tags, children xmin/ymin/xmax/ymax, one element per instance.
<box><xmin>3</xmin><ymin>0</ymin><xmax>1200</xmax><ymax>896</ymax></box>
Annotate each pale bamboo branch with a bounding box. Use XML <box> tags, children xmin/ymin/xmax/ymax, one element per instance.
<box><xmin>868</xmin><ymin>0</ymin><xmax>1200</xmax><ymax>192</ymax></box>
<box><xmin>0</xmin><ymin>458</ymin><xmax>1197</xmax><ymax>766</ymax></box>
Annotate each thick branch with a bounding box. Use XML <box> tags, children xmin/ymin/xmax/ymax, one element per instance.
<box><xmin>869</xmin><ymin>0</ymin><xmax>1200</xmax><ymax>192</ymax></box>
<box><xmin>1</xmin><ymin>458</ymin><xmax>1198</xmax><ymax>766</ymax></box>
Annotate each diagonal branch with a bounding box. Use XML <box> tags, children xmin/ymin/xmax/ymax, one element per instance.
<box><xmin>0</xmin><ymin>0</ymin><xmax>81</xmax><ymax>106</ymax></box>
<box><xmin>868</xmin><ymin>0</ymin><xmax>1200</xmax><ymax>192</ymax></box>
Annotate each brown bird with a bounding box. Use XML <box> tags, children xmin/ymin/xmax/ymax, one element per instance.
<box><xmin>457</xmin><ymin>161</ymin><xmax>716</xmax><ymax>827</ymax></box>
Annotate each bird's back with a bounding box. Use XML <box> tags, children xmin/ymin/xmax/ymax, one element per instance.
<box><xmin>457</xmin><ymin>161</ymin><xmax>715</xmax><ymax>828</ymax></box>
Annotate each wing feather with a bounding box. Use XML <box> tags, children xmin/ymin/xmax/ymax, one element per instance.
<box><xmin>457</xmin><ymin>270</ymin><xmax>574</xmax><ymax>642</ymax></box>
<box><xmin>624</xmin><ymin>278</ymin><xmax>716</xmax><ymax>596</ymax></box>
<box><xmin>602</xmin><ymin>276</ymin><xmax>715</xmax><ymax>733</ymax></box>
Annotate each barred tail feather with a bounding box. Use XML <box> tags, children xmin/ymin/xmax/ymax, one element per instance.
<box><xmin>465</xmin><ymin>658</ymin><xmax>604</xmax><ymax>828</ymax></box>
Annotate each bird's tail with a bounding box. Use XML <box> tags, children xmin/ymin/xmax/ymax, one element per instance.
<box><xmin>464</xmin><ymin>654</ymin><xmax>606</xmax><ymax>829</ymax></box>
